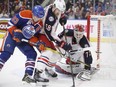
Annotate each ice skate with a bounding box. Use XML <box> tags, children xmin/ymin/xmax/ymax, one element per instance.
<box><xmin>34</xmin><ymin>69</ymin><xmax>49</xmax><ymax>82</ymax></box>
<box><xmin>90</xmin><ymin>67</ymin><xmax>100</xmax><ymax>75</ymax></box>
<box><xmin>45</xmin><ymin>68</ymin><xmax>58</xmax><ymax>77</ymax></box>
<box><xmin>76</xmin><ymin>69</ymin><xmax>91</xmax><ymax>81</ymax></box>
<box><xmin>22</xmin><ymin>73</ymin><xmax>36</xmax><ymax>84</ymax></box>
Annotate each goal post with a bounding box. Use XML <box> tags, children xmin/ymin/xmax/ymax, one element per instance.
<box><xmin>87</xmin><ymin>15</ymin><xmax>116</xmax><ymax>68</ymax></box>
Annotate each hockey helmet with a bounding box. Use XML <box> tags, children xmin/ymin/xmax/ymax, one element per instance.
<box><xmin>53</xmin><ymin>0</ymin><xmax>66</xmax><ymax>13</ymax></box>
<box><xmin>74</xmin><ymin>24</ymin><xmax>84</xmax><ymax>41</ymax></box>
<box><xmin>22</xmin><ymin>25</ymin><xmax>35</xmax><ymax>39</ymax></box>
<box><xmin>32</xmin><ymin>5</ymin><xmax>45</xmax><ymax>18</ymax></box>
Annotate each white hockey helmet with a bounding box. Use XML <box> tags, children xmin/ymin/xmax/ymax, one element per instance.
<box><xmin>53</xmin><ymin>0</ymin><xmax>66</xmax><ymax>13</ymax></box>
<box><xmin>74</xmin><ymin>24</ymin><xmax>84</xmax><ymax>41</ymax></box>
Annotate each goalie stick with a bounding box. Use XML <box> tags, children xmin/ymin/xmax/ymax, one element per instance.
<box><xmin>63</xmin><ymin>25</ymin><xmax>75</xmax><ymax>87</ymax></box>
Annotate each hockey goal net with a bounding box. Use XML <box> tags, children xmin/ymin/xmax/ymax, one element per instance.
<box><xmin>87</xmin><ymin>15</ymin><xmax>116</xmax><ymax>69</ymax></box>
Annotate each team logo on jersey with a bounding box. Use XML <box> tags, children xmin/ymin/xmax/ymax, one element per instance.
<box><xmin>49</xmin><ymin>16</ymin><xmax>54</xmax><ymax>22</ymax></box>
<box><xmin>7</xmin><ymin>44</ymin><xmax>10</xmax><ymax>47</ymax></box>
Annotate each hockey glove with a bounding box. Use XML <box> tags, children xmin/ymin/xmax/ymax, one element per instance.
<box><xmin>56</xmin><ymin>41</ymin><xmax>72</xmax><ymax>51</ymax></box>
<box><xmin>59</xmin><ymin>14</ymin><xmax>67</xmax><ymax>26</ymax></box>
<box><xmin>13</xmin><ymin>29</ymin><xmax>24</xmax><ymax>45</ymax></box>
<box><xmin>36</xmin><ymin>41</ymin><xmax>46</xmax><ymax>51</ymax></box>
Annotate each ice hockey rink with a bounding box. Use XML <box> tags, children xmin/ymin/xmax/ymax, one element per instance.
<box><xmin>0</xmin><ymin>16</ymin><xmax>116</xmax><ymax>87</ymax></box>
<box><xmin>0</xmin><ymin>0</ymin><xmax>116</xmax><ymax>86</ymax></box>
<box><xmin>0</xmin><ymin>38</ymin><xmax>116</xmax><ymax>87</ymax></box>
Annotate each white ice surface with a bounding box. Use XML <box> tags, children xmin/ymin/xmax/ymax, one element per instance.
<box><xmin>0</xmin><ymin>39</ymin><xmax>116</xmax><ymax>87</ymax></box>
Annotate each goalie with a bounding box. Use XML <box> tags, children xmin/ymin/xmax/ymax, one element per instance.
<box><xmin>55</xmin><ymin>24</ymin><xmax>94</xmax><ymax>81</ymax></box>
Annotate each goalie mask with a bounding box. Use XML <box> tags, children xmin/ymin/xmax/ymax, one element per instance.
<box><xmin>74</xmin><ymin>24</ymin><xmax>84</xmax><ymax>42</ymax></box>
<box><xmin>22</xmin><ymin>25</ymin><xmax>35</xmax><ymax>39</ymax></box>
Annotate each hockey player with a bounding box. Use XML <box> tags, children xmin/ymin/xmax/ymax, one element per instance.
<box><xmin>0</xmin><ymin>5</ymin><xmax>45</xmax><ymax>83</ymax></box>
<box><xmin>31</xmin><ymin>0</ymin><xmax>72</xmax><ymax>82</ymax></box>
<box><xmin>55</xmin><ymin>24</ymin><xmax>93</xmax><ymax>81</ymax></box>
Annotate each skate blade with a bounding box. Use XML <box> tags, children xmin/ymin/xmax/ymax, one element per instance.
<box><xmin>48</xmin><ymin>76</ymin><xmax>58</xmax><ymax>80</ymax></box>
<box><xmin>76</xmin><ymin>72</ymin><xmax>91</xmax><ymax>81</ymax></box>
<box><xmin>22</xmin><ymin>81</ymin><xmax>36</xmax><ymax>87</ymax></box>
<box><xmin>36</xmin><ymin>82</ymin><xmax>49</xmax><ymax>86</ymax></box>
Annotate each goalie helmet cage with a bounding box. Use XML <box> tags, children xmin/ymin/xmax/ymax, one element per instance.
<box><xmin>87</xmin><ymin>15</ymin><xmax>116</xmax><ymax>69</ymax></box>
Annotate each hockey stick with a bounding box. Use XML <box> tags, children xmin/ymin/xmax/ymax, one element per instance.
<box><xmin>55</xmin><ymin>46</ymin><xmax>90</xmax><ymax>67</ymax></box>
<box><xmin>22</xmin><ymin>38</ymin><xmax>90</xmax><ymax>67</ymax></box>
<box><xmin>21</xmin><ymin>39</ymin><xmax>60</xmax><ymax>54</ymax></box>
<box><xmin>21</xmin><ymin>39</ymin><xmax>38</xmax><ymax>46</ymax></box>
<box><xmin>62</xmin><ymin>25</ymin><xmax>75</xmax><ymax>87</ymax></box>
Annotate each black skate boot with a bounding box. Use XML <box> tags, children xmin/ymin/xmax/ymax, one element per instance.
<box><xmin>34</xmin><ymin>69</ymin><xmax>49</xmax><ymax>82</ymax></box>
<box><xmin>45</xmin><ymin>68</ymin><xmax>57</xmax><ymax>77</ymax></box>
<box><xmin>22</xmin><ymin>73</ymin><xmax>36</xmax><ymax>83</ymax></box>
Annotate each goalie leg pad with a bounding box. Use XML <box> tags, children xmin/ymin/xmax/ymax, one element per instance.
<box><xmin>55</xmin><ymin>58</ymin><xmax>82</xmax><ymax>75</ymax></box>
<box><xmin>83</xmin><ymin>50</ymin><xmax>93</xmax><ymax>70</ymax></box>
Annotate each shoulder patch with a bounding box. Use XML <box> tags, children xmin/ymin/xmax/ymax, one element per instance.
<box><xmin>49</xmin><ymin>16</ymin><xmax>54</xmax><ymax>22</ymax></box>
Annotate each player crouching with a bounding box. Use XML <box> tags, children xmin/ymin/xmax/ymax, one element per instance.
<box><xmin>55</xmin><ymin>24</ymin><xmax>96</xmax><ymax>81</ymax></box>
